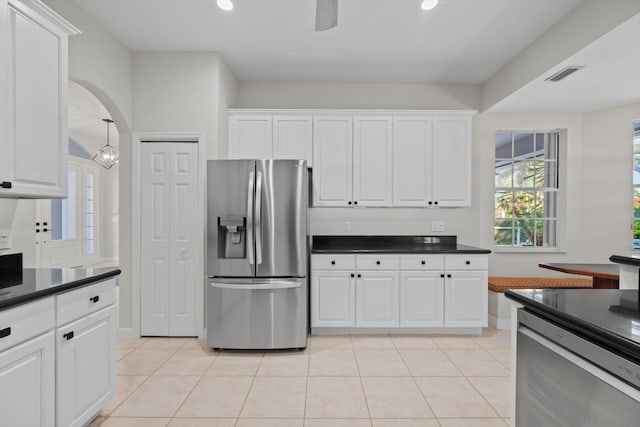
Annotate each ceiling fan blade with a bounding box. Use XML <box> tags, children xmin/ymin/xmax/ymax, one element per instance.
<box><xmin>315</xmin><ymin>0</ymin><xmax>338</xmax><ymax>31</ymax></box>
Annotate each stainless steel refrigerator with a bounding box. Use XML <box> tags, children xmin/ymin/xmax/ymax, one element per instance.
<box><xmin>206</xmin><ymin>159</ymin><xmax>308</xmax><ymax>350</ymax></box>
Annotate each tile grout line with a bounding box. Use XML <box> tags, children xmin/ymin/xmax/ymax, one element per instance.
<box><xmin>350</xmin><ymin>333</ymin><xmax>373</xmax><ymax>424</ymax></box>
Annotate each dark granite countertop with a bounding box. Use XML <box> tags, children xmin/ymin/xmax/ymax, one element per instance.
<box><xmin>610</xmin><ymin>254</ymin><xmax>640</xmax><ymax>267</ymax></box>
<box><xmin>505</xmin><ymin>288</ymin><xmax>640</xmax><ymax>363</ymax></box>
<box><xmin>0</xmin><ymin>267</ymin><xmax>121</xmax><ymax>310</ymax></box>
<box><xmin>311</xmin><ymin>235</ymin><xmax>491</xmax><ymax>254</ymax></box>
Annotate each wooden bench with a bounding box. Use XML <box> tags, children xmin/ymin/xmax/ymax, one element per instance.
<box><xmin>488</xmin><ymin>277</ymin><xmax>593</xmax><ymax>329</ymax></box>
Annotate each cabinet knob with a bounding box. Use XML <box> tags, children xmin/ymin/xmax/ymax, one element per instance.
<box><xmin>465</xmin><ymin>260</ymin><xmax>471</xmax><ymax>265</ymax></box>
<box><xmin>0</xmin><ymin>327</ymin><xmax>11</xmax><ymax>339</ymax></box>
<box><xmin>348</xmin><ymin>201</ymin><xmax>352</xmax><ymax>205</ymax></box>
<box><xmin>447</xmin><ymin>274</ymin><xmax>452</xmax><ymax>278</ymax></box>
<box><xmin>440</xmin><ymin>274</ymin><xmax>445</xmax><ymax>278</ymax></box>
<box><xmin>350</xmin><ymin>273</ymin><xmax>355</xmax><ymax>278</ymax></box>
<box><xmin>421</xmin><ymin>260</ymin><xmax>426</xmax><ymax>265</ymax></box>
<box><xmin>331</xmin><ymin>260</ymin><xmax>336</xmax><ymax>265</ymax></box>
<box><xmin>428</xmin><ymin>201</ymin><xmax>433</xmax><ymax>205</ymax></box>
<box><xmin>434</xmin><ymin>201</ymin><xmax>439</xmax><ymax>205</ymax></box>
<box><xmin>90</xmin><ymin>295</ymin><xmax>100</xmax><ymax>303</ymax></box>
<box><xmin>376</xmin><ymin>260</ymin><xmax>380</xmax><ymax>265</ymax></box>
<box><xmin>354</xmin><ymin>201</ymin><xmax>358</xmax><ymax>205</ymax></box>
<box><xmin>357</xmin><ymin>274</ymin><xmax>361</xmax><ymax>278</ymax></box>
<box><xmin>0</xmin><ymin>181</ymin><xmax>12</xmax><ymax>189</ymax></box>
<box><xmin>63</xmin><ymin>331</ymin><xmax>74</xmax><ymax>341</ymax></box>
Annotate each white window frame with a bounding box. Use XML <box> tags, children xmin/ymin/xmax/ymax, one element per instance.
<box><xmin>493</xmin><ymin>129</ymin><xmax>567</xmax><ymax>253</ymax></box>
<box><xmin>632</xmin><ymin>120</ymin><xmax>640</xmax><ymax>251</ymax></box>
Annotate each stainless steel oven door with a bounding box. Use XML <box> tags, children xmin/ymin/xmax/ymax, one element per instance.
<box><xmin>206</xmin><ymin>278</ymin><xmax>308</xmax><ymax>350</ymax></box>
<box><xmin>516</xmin><ymin>311</ymin><xmax>640</xmax><ymax>427</ymax></box>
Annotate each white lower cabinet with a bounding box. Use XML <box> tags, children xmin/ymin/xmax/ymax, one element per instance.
<box><xmin>356</xmin><ymin>271</ymin><xmax>399</xmax><ymax>327</ymax></box>
<box><xmin>56</xmin><ymin>279</ymin><xmax>117</xmax><ymax>427</ymax></box>
<box><xmin>444</xmin><ymin>270</ymin><xmax>489</xmax><ymax>327</ymax></box>
<box><xmin>0</xmin><ymin>298</ymin><xmax>55</xmax><ymax>427</ymax></box>
<box><xmin>311</xmin><ymin>270</ymin><xmax>355</xmax><ymax>327</ymax></box>
<box><xmin>311</xmin><ymin>253</ymin><xmax>487</xmax><ymax>332</ymax></box>
<box><xmin>400</xmin><ymin>271</ymin><xmax>444</xmax><ymax>327</ymax></box>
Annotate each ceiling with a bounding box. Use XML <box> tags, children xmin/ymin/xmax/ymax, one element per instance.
<box><xmin>72</xmin><ymin>0</ymin><xmax>583</xmax><ymax>85</ymax></box>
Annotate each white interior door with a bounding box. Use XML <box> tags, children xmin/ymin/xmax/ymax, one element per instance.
<box><xmin>140</xmin><ymin>142</ymin><xmax>199</xmax><ymax>336</ymax></box>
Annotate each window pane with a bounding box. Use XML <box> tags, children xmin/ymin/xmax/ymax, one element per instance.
<box><xmin>86</xmin><ymin>186</ymin><xmax>94</xmax><ymax>201</ymax></box>
<box><xmin>51</xmin><ymin>170</ymin><xmax>76</xmax><ymax>241</ymax></box>
<box><xmin>513</xmin><ymin>161</ymin><xmax>540</xmax><ymax>188</ymax></box>
<box><xmin>514</xmin><ymin>132</ymin><xmax>535</xmax><ymax>160</ymax></box>
<box><xmin>514</xmin><ymin>219</ymin><xmax>540</xmax><ymax>247</ymax></box>
<box><xmin>494</xmin><ymin>191</ymin><xmax>513</xmax><ymax>218</ymax></box>
<box><xmin>495</xmin><ymin>163</ymin><xmax>513</xmax><ymax>187</ymax></box>
<box><xmin>86</xmin><ymin>239</ymin><xmax>94</xmax><ymax>254</ymax></box>
<box><xmin>86</xmin><ymin>212</ymin><xmax>94</xmax><ymax>227</ymax></box>
<box><xmin>495</xmin><ymin>131</ymin><xmax>512</xmax><ymax>159</ymax></box>
<box><xmin>535</xmin><ymin>133</ymin><xmax>546</xmax><ymax>157</ymax></box>
<box><xmin>494</xmin><ymin>219</ymin><xmax>513</xmax><ymax>246</ymax></box>
<box><xmin>86</xmin><ymin>173</ymin><xmax>94</xmax><ymax>187</ymax></box>
<box><xmin>512</xmin><ymin>191</ymin><xmax>543</xmax><ymax>218</ymax></box>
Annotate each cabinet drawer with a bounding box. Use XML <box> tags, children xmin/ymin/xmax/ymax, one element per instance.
<box><xmin>444</xmin><ymin>255</ymin><xmax>488</xmax><ymax>271</ymax></box>
<box><xmin>0</xmin><ymin>297</ymin><xmax>55</xmax><ymax>352</ymax></box>
<box><xmin>400</xmin><ymin>255</ymin><xmax>444</xmax><ymax>271</ymax></box>
<box><xmin>356</xmin><ymin>254</ymin><xmax>400</xmax><ymax>270</ymax></box>
<box><xmin>56</xmin><ymin>278</ymin><xmax>117</xmax><ymax>326</ymax></box>
<box><xmin>312</xmin><ymin>254</ymin><xmax>356</xmax><ymax>270</ymax></box>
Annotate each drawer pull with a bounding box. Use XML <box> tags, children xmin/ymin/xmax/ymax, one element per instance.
<box><xmin>331</xmin><ymin>261</ymin><xmax>335</xmax><ymax>265</ymax></box>
<box><xmin>376</xmin><ymin>260</ymin><xmax>380</xmax><ymax>265</ymax></box>
<box><xmin>440</xmin><ymin>274</ymin><xmax>444</xmax><ymax>278</ymax></box>
<box><xmin>0</xmin><ymin>327</ymin><xmax>11</xmax><ymax>339</ymax></box>
<box><xmin>63</xmin><ymin>331</ymin><xmax>74</xmax><ymax>341</ymax></box>
<box><xmin>0</xmin><ymin>181</ymin><xmax>12</xmax><ymax>189</ymax></box>
<box><xmin>447</xmin><ymin>274</ymin><xmax>452</xmax><ymax>278</ymax></box>
<box><xmin>465</xmin><ymin>260</ymin><xmax>471</xmax><ymax>265</ymax></box>
<box><xmin>90</xmin><ymin>295</ymin><xmax>100</xmax><ymax>303</ymax></box>
<box><xmin>357</xmin><ymin>274</ymin><xmax>361</xmax><ymax>278</ymax></box>
<box><xmin>421</xmin><ymin>260</ymin><xmax>426</xmax><ymax>265</ymax></box>
<box><xmin>350</xmin><ymin>273</ymin><xmax>355</xmax><ymax>278</ymax></box>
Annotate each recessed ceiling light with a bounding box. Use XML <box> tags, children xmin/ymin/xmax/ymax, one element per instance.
<box><xmin>217</xmin><ymin>0</ymin><xmax>233</xmax><ymax>11</ymax></box>
<box><xmin>421</xmin><ymin>0</ymin><xmax>438</xmax><ymax>11</ymax></box>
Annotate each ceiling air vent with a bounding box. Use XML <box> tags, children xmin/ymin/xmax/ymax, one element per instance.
<box><xmin>544</xmin><ymin>66</ymin><xmax>584</xmax><ymax>82</ymax></box>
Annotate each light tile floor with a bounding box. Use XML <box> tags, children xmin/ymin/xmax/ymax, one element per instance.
<box><xmin>90</xmin><ymin>328</ymin><xmax>512</xmax><ymax>427</ymax></box>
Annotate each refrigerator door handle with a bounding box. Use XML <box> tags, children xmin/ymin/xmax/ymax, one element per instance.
<box><xmin>255</xmin><ymin>170</ymin><xmax>263</xmax><ymax>265</ymax></box>
<box><xmin>210</xmin><ymin>280</ymin><xmax>302</xmax><ymax>290</ymax></box>
<box><xmin>247</xmin><ymin>170</ymin><xmax>255</xmax><ymax>265</ymax></box>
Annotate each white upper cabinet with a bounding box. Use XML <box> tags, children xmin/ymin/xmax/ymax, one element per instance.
<box><xmin>432</xmin><ymin>116</ymin><xmax>471</xmax><ymax>207</ymax></box>
<box><xmin>272</xmin><ymin>115</ymin><xmax>313</xmax><ymax>164</ymax></box>
<box><xmin>312</xmin><ymin>116</ymin><xmax>353</xmax><ymax>207</ymax></box>
<box><xmin>0</xmin><ymin>0</ymin><xmax>79</xmax><ymax>198</ymax></box>
<box><xmin>393</xmin><ymin>114</ymin><xmax>471</xmax><ymax>207</ymax></box>
<box><xmin>228</xmin><ymin>112</ymin><xmax>313</xmax><ymax>165</ymax></box>
<box><xmin>353</xmin><ymin>116</ymin><xmax>393</xmax><ymax>207</ymax></box>
<box><xmin>393</xmin><ymin>117</ymin><xmax>433</xmax><ymax>207</ymax></box>
<box><xmin>229</xmin><ymin>115</ymin><xmax>273</xmax><ymax>159</ymax></box>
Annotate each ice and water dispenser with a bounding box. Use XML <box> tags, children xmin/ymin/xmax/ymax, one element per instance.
<box><xmin>217</xmin><ymin>215</ymin><xmax>246</xmax><ymax>258</ymax></box>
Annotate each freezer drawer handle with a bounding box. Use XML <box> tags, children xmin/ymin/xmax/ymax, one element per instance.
<box><xmin>0</xmin><ymin>327</ymin><xmax>11</xmax><ymax>339</ymax></box>
<box><xmin>210</xmin><ymin>280</ymin><xmax>302</xmax><ymax>290</ymax></box>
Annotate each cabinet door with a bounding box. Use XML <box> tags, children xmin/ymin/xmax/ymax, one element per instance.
<box><xmin>356</xmin><ymin>271</ymin><xmax>399</xmax><ymax>327</ymax></box>
<box><xmin>273</xmin><ymin>115</ymin><xmax>313</xmax><ymax>166</ymax></box>
<box><xmin>444</xmin><ymin>270</ymin><xmax>488</xmax><ymax>327</ymax></box>
<box><xmin>0</xmin><ymin>331</ymin><xmax>55</xmax><ymax>427</ymax></box>
<box><xmin>432</xmin><ymin>117</ymin><xmax>471</xmax><ymax>207</ymax></box>
<box><xmin>393</xmin><ymin>117</ymin><xmax>432</xmax><ymax>207</ymax></box>
<box><xmin>311</xmin><ymin>270</ymin><xmax>355</xmax><ymax>327</ymax></box>
<box><xmin>2</xmin><ymin>1</ymin><xmax>72</xmax><ymax>198</ymax></box>
<box><xmin>400</xmin><ymin>271</ymin><xmax>444</xmax><ymax>327</ymax></box>
<box><xmin>57</xmin><ymin>304</ymin><xmax>117</xmax><ymax>427</ymax></box>
<box><xmin>229</xmin><ymin>115</ymin><xmax>273</xmax><ymax>159</ymax></box>
<box><xmin>312</xmin><ymin>116</ymin><xmax>353</xmax><ymax>207</ymax></box>
<box><xmin>353</xmin><ymin>117</ymin><xmax>393</xmax><ymax>207</ymax></box>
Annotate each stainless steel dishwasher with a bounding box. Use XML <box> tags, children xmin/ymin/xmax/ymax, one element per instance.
<box><xmin>516</xmin><ymin>308</ymin><xmax>640</xmax><ymax>426</ymax></box>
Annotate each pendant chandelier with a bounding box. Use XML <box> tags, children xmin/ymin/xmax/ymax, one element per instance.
<box><xmin>93</xmin><ymin>118</ymin><xmax>118</xmax><ymax>169</ymax></box>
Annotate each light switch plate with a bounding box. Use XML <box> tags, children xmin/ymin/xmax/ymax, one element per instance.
<box><xmin>0</xmin><ymin>230</ymin><xmax>10</xmax><ymax>249</ymax></box>
<box><xmin>431</xmin><ymin>221</ymin><xmax>445</xmax><ymax>232</ymax></box>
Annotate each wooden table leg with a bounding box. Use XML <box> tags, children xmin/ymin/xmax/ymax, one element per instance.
<box><xmin>592</xmin><ymin>277</ymin><xmax>619</xmax><ymax>289</ymax></box>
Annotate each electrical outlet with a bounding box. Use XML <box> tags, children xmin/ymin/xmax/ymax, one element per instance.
<box><xmin>431</xmin><ymin>221</ymin><xmax>445</xmax><ymax>232</ymax></box>
<box><xmin>0</xmin><ymin>230</ymin><xmax>10</xmax><ymax>249</ymax></box>
<box><xmin>344</xmin><ymin>221</ymin><xmax>351</xmax><ymax>232</ymax></box>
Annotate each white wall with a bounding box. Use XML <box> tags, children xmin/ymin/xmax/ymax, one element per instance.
<box><xmin>133</xmin><ymin>52</ymin><xmax>237</xmax><ymax>160</ymax></box>
<box><xmin>237</xmin><ymin>83</ymin><xmax>480</xmax><ymax>110</ymax></box>
<box><xmin>216</xmin><ymin>58</ymin><xmax>238</xmax><ymax>159</ymax></box>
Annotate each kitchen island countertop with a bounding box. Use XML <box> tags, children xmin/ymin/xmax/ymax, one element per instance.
<box><xmin>0</xmin><ymin>267</ymin><xmax>121</xmax><ymax>310</ymax></box>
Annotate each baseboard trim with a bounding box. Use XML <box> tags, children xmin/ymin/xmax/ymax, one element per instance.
<box><xmin>489</xmin><ymin>314</ymin><xmax>511</xmax><ymax>330</ymax></box>
<box><xmin>117</xmin><ymin>328</ymin><xmax>139</xmax><ymax>340</ymax></box>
